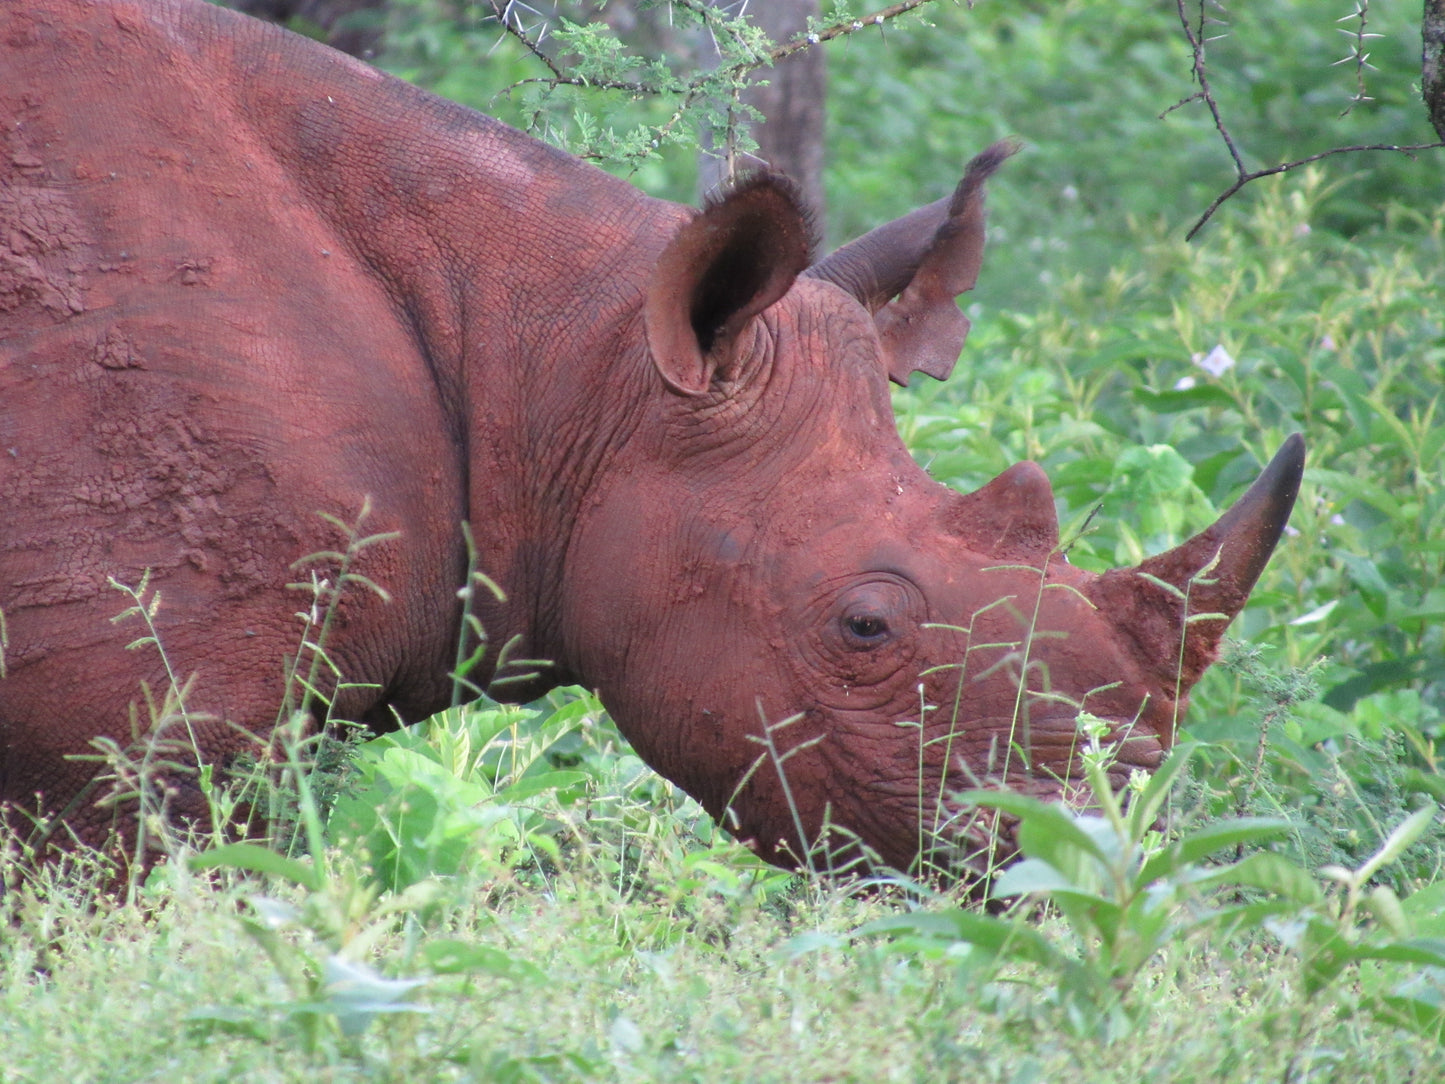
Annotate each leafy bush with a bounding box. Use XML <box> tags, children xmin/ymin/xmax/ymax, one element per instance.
<box><xmin>826</xmin><ymin>0</ymin><xmax>1440</xmax><ymax>303</ymax></box>
<box><xmin>858</xmin><ymin>748</ymin><xmax>1445</xmax><ymax>1062</ymax></box>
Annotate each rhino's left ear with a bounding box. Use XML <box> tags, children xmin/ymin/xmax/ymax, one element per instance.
<box><xmin>645</xmin><ymin>174</ymin><xmax>814</xmax><ymax>395</ymax></box>
<box><xmin>809</xmin><ymin>140</ymin><xmax>1016</xmax><ymax>387</ymax></box>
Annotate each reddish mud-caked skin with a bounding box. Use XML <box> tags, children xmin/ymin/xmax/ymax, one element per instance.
<box><xmin>0</xmin><ymin>0</ymin><xmax>1303</xmax><ymax>878</ymax></box>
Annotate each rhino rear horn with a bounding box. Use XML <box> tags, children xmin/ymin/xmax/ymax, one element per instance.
<box><xmin>807</xmin><ymin>140</ymin><xmax>1017</xmax><ymax>386</ymax></box>
<box><xmin>1091</xmin><ymin>434</ymin><xmax>1306</xmax><ymax>696</ymax></box>
<box><xmin>943</xmin><ymin>459</ymin><xmax>1061</xmax><ymax>562</ymax></box>
<box><xmin>645</xmin><ymin>174</ymin><xmax>814</xmax><ymax>396</ymax></box>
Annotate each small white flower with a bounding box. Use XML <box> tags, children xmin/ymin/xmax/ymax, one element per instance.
<box><xmin>1174</xmin><ymin>375</ymin><xmax>1197</xmax><ymax>391</ymax></box>
<box><xmin>1194</xmin><ymin>344</ymin><xmax>1236</xmax><ymax>377</ymax></box>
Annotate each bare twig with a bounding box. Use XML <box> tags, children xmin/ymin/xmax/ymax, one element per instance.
<box><xmin>1174</xmin><ymin>0</ymin><xmax>1445</xmax><ymax>239</ymax></box>
<box><xmin>1174</xmin><ymin>0</ymin><xmax>1246</xmax><ymax>176</ymax></box>
<box><xmin>1187</xmin><ymin>140</ymin><xmax>1445</xmax><ymax>240</ymax></box>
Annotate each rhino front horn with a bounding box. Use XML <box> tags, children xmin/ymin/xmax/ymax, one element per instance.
<box><xmin>1088</xmin><ymin>433</ymin><xmax>1305</xmax><ymax>693</ymax></box>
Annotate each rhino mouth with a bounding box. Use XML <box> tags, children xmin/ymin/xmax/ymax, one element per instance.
<box><xmin>935</xmin><ymin>715</ymin><xmax>1167</xmax><ymax>877</ymax></box>
<box><xmin>824</xmin><ymin>710</ymin><xmax>1168</xmax><ymax>880</ymax></box>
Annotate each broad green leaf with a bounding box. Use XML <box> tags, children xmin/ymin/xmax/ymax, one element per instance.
<box><xmin>189</xmin><ymin>843</ymin><xmax>323</xmax><ymax>891</ymax></box>
<box><xmin>1355</xmin><ymin>803</ymin><xmax>1438</xmax><ymax>886</ymax></box>
<box><xmin>1125</xmin><ymin>741</ymin><xmax>1199</xmax><ymax>840</ymax></box>
<box><xmin>497</xmin><ymin>769</ymin><xmax>590</xmax><ymax>803</ymax></box>
<box><xmin>857</xmin><ymin>909</ymin><xmax>1066</xmax><ymax>970</ymax></box>
<box><xmin>421</xmin><ymin>939</ymin><xmax>546</xmax><ymax>981</ymax></box>
<box><xmin>245</xmin><ymin>894</ymin><xmax>302</xmax><ymax>930</ymax></box>
<box><xmin>1194</xmin><ymin>851</ymin><xmax>1323</xmax><ymax>905</ymax></box>
<box><xmin>1301</xmin><ymin>931</ymin><xmax>1354</xmax><ymax>997</ymax></box>
<box><xmin>1366</xmin><ymin>885</ymin><xmax>1412</xmax><ymax>940</ymax></box>
<box><xmin>1137</xmin><ymin>817</ymin><xmax>1292</xmax><ymax>883</ymax></box>
<box><xmin>1369</xmin><ymin>993</ymin><xmax>1445</xmax><ymax>1043</ymax></box>
<box><xmin>992</xmin><ymin>857</ymin><xmax>1076</xmax><ymax>897</ymax></box>
<box><xmin>183</xmin><ymin>1005</ymin><xmax>268</xmax><ymax>1040</ymax></box>
<box><xmin>1132</xmin><ymin>384</ymin><xmax>1239</xmax><ymax>413</ymax></box>
<box><xmin>773</xmin><ymin>931</ymin><xmax>849</xmax><ymax>962</ymax></box>
<box><xmin>960</xmin><ymin>790</ymin><xmax>1109</xmax><ymax>863</ymax></box>
<box><xmin>1402</xmin><ymin>881</ymin><xmax>1445</xmax><ymax>937</ymax></box>
<box><xmin>1210</xmin><ymin>898</ymin><xmax>1316</xmax><ymax>932</ymax></box>
<box><xmin>1049</xmin><ymin>891</ymin><xmax>1125</xmax><ymax>947</ymax></box>
<box><xmin>856</xmin><ymin>911</ymin><xmax>979</xmax><ymax>942</ymax></box>
<box><xmin>1349</xmin><ymin>937</ymin><xmax>1445</xmax><ymax>969</ymax></box>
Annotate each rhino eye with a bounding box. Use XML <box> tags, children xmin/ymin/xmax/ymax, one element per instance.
<box><xmin>842</xmin><ymin>613</ymin><xmax>890</xmax><ymax>645</ymax></box>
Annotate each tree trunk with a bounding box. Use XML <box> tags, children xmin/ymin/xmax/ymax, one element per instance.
<box><xmin>1424</xmin><ymin>0</ymin><xmax>1445</xmax><ymax>140</ymax></box>
<box><xmin>700</xmin><ymin>0</ymin><xmax>826</xmax><ymax>219</ymax></box>
<box><xmin>231</xmin><ymin>0</ymin><xmax>385</xmax><ymax>58</ymax></box>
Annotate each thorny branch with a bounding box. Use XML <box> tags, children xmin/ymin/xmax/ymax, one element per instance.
<box><xmin>1173</xmin><ymin>0</ymin><xmax>1445</xmax><ymax>240</ymax></box>
<box><xmin>485</xmin><ymin>0</ymin><xmax>949</xmax><ymax>108</ymax></box>
<box><xmin>1336</xmin><ymin>0</ymin><xmax>1378</xmax><ymax>115</ymax></box>
<box><xmin>767</xmin><ymin>1</ymin><xmax>947</xmax><ymax>65</ymax></box>
<box><xmin>486</xmin><ymin>1</ymin><xmax>642</xmax><ymax>93</ymax></box>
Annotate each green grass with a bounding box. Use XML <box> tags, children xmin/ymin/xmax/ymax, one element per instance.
<box><xmin>4</xmin><ymin>776</ymin><xmax>1445</xmax><ymax>1082</ymax></box>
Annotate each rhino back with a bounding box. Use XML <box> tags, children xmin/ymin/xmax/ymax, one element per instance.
<box><xmin>0</xmin><ymin>0</ymin><xmax>667</xmax><ymax>830</ymax></box>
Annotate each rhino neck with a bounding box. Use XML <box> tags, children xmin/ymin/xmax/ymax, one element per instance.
<box><xmin>465</xmin><ymin>321</ymin><xmax>665</xmax><ymax>702</ymax></box>
<box><xmin>222</xmin><ymin>13</ymin><xmax>688</xmax><ymax>700</ymax></box>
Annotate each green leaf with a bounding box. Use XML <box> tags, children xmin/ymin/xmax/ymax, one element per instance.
<box><xmin>773</xmin><ymin>931</ymin><xmax>850</xmax><ymax>963</ymax></box>
<box><xmin>1132</xmin><ymin>384</ymin><xmax>1240</xmax><ymax>413</ymax></box>
<box><xmin>856</xmin><ymin>911</ymin><xmax>976</xmax><ymax>941</ymax></box>
<box><xmin>496</xmin><ymin>769</ymin><xmax>590</xmax><ymax>803</ymax></box>
<box><xmin>1200</xmin><ymin>851</ymin><xmax>1323</xmax><ymax>905</ymax></box>
<box><xmin>1367</xmin><ymin>885</ymin><xmax>1412</xmax><ymax>940</ymax></box>
<box><xmin>183</xmin><ymin>1005</ymin><xmax>268</xmax><ymax>1040</ymax></box>
<box><xmin>245</xmin><ymin>895</ymin><xmax>302</xmax><ymax>931</ymax></box>
<box><xmin>1369</xmin><ymin>992</ymin><xmax>1445</xmax><ymax>1043</ymax></box>
<box><xmin>318</xmin><ymin>956</ymin><xmax>430</xmax><ymax>1037</ymax></box>
<box><xmin>1348</xmin><ymin>939</ymin><xmax>1445</xmax><ymax>969</ymax></box>
<box><xmin>1300</xmin><ymin>927</ymin><xmax>1355</xmax><ymax>997</ymax></box>
<box><xmin>1355</xmin><ymin>803</ymin><xmax>1438</xmax><ymax>886</ymax></box>
<box><xmin>421</xmin><ymin>939</ymin><xmax>546</xmax><ymax>982</ymax></box>
<box><xmin>960</xmin><ymin>790</ymin><xmax>1109</xmax><ymax>864</ymax></box>
<box><xmin>857</xmin><ymin>909</ymin><xmax>1066</xmax><ymax>970</ymax></box>
<box><xmin>189</xmin><ymin>843</ymin><xmax>323</xmax><ymax>891</ymax></box>
<box><xmin>1137</xmin><ymin>817</ymin><xmax>1292</xmax><ymax>884</ymax></box>
<box><xmin>1125</xmin><ymin>741</ymin><xmax>1199</xmax><ymax>841</ymax></box>
<box><xmin>1401</xmin><ymin>881</ymin><xmax>1445</xmax><ymax>937</ymax></box>
<box><xmin>992</xmin><ymin>857</ymin><xmax>1076</xmax><ymax>897</ymax></box>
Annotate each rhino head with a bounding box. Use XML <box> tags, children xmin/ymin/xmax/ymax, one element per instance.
<box><xmin>557</xmin><ymin>143</ymin><xmax>1303</xmax><ymax>878</ymax></box>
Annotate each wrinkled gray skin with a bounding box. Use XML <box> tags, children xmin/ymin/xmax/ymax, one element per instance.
<box><xmin>0</xmin><ymin>0</ymin><xmax>1303</xmax><ymax>880</ymax></box>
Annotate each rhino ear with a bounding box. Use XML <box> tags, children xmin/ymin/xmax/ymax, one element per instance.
<box><xmin>645</xmin><ymin>174</ymin><xmax>814</xmax><ymax>395</ymax></box>
<box><xmin>808</xmin><ymin>140</ymin><xmax>1016</xmax><ymax>387</ymax></box>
